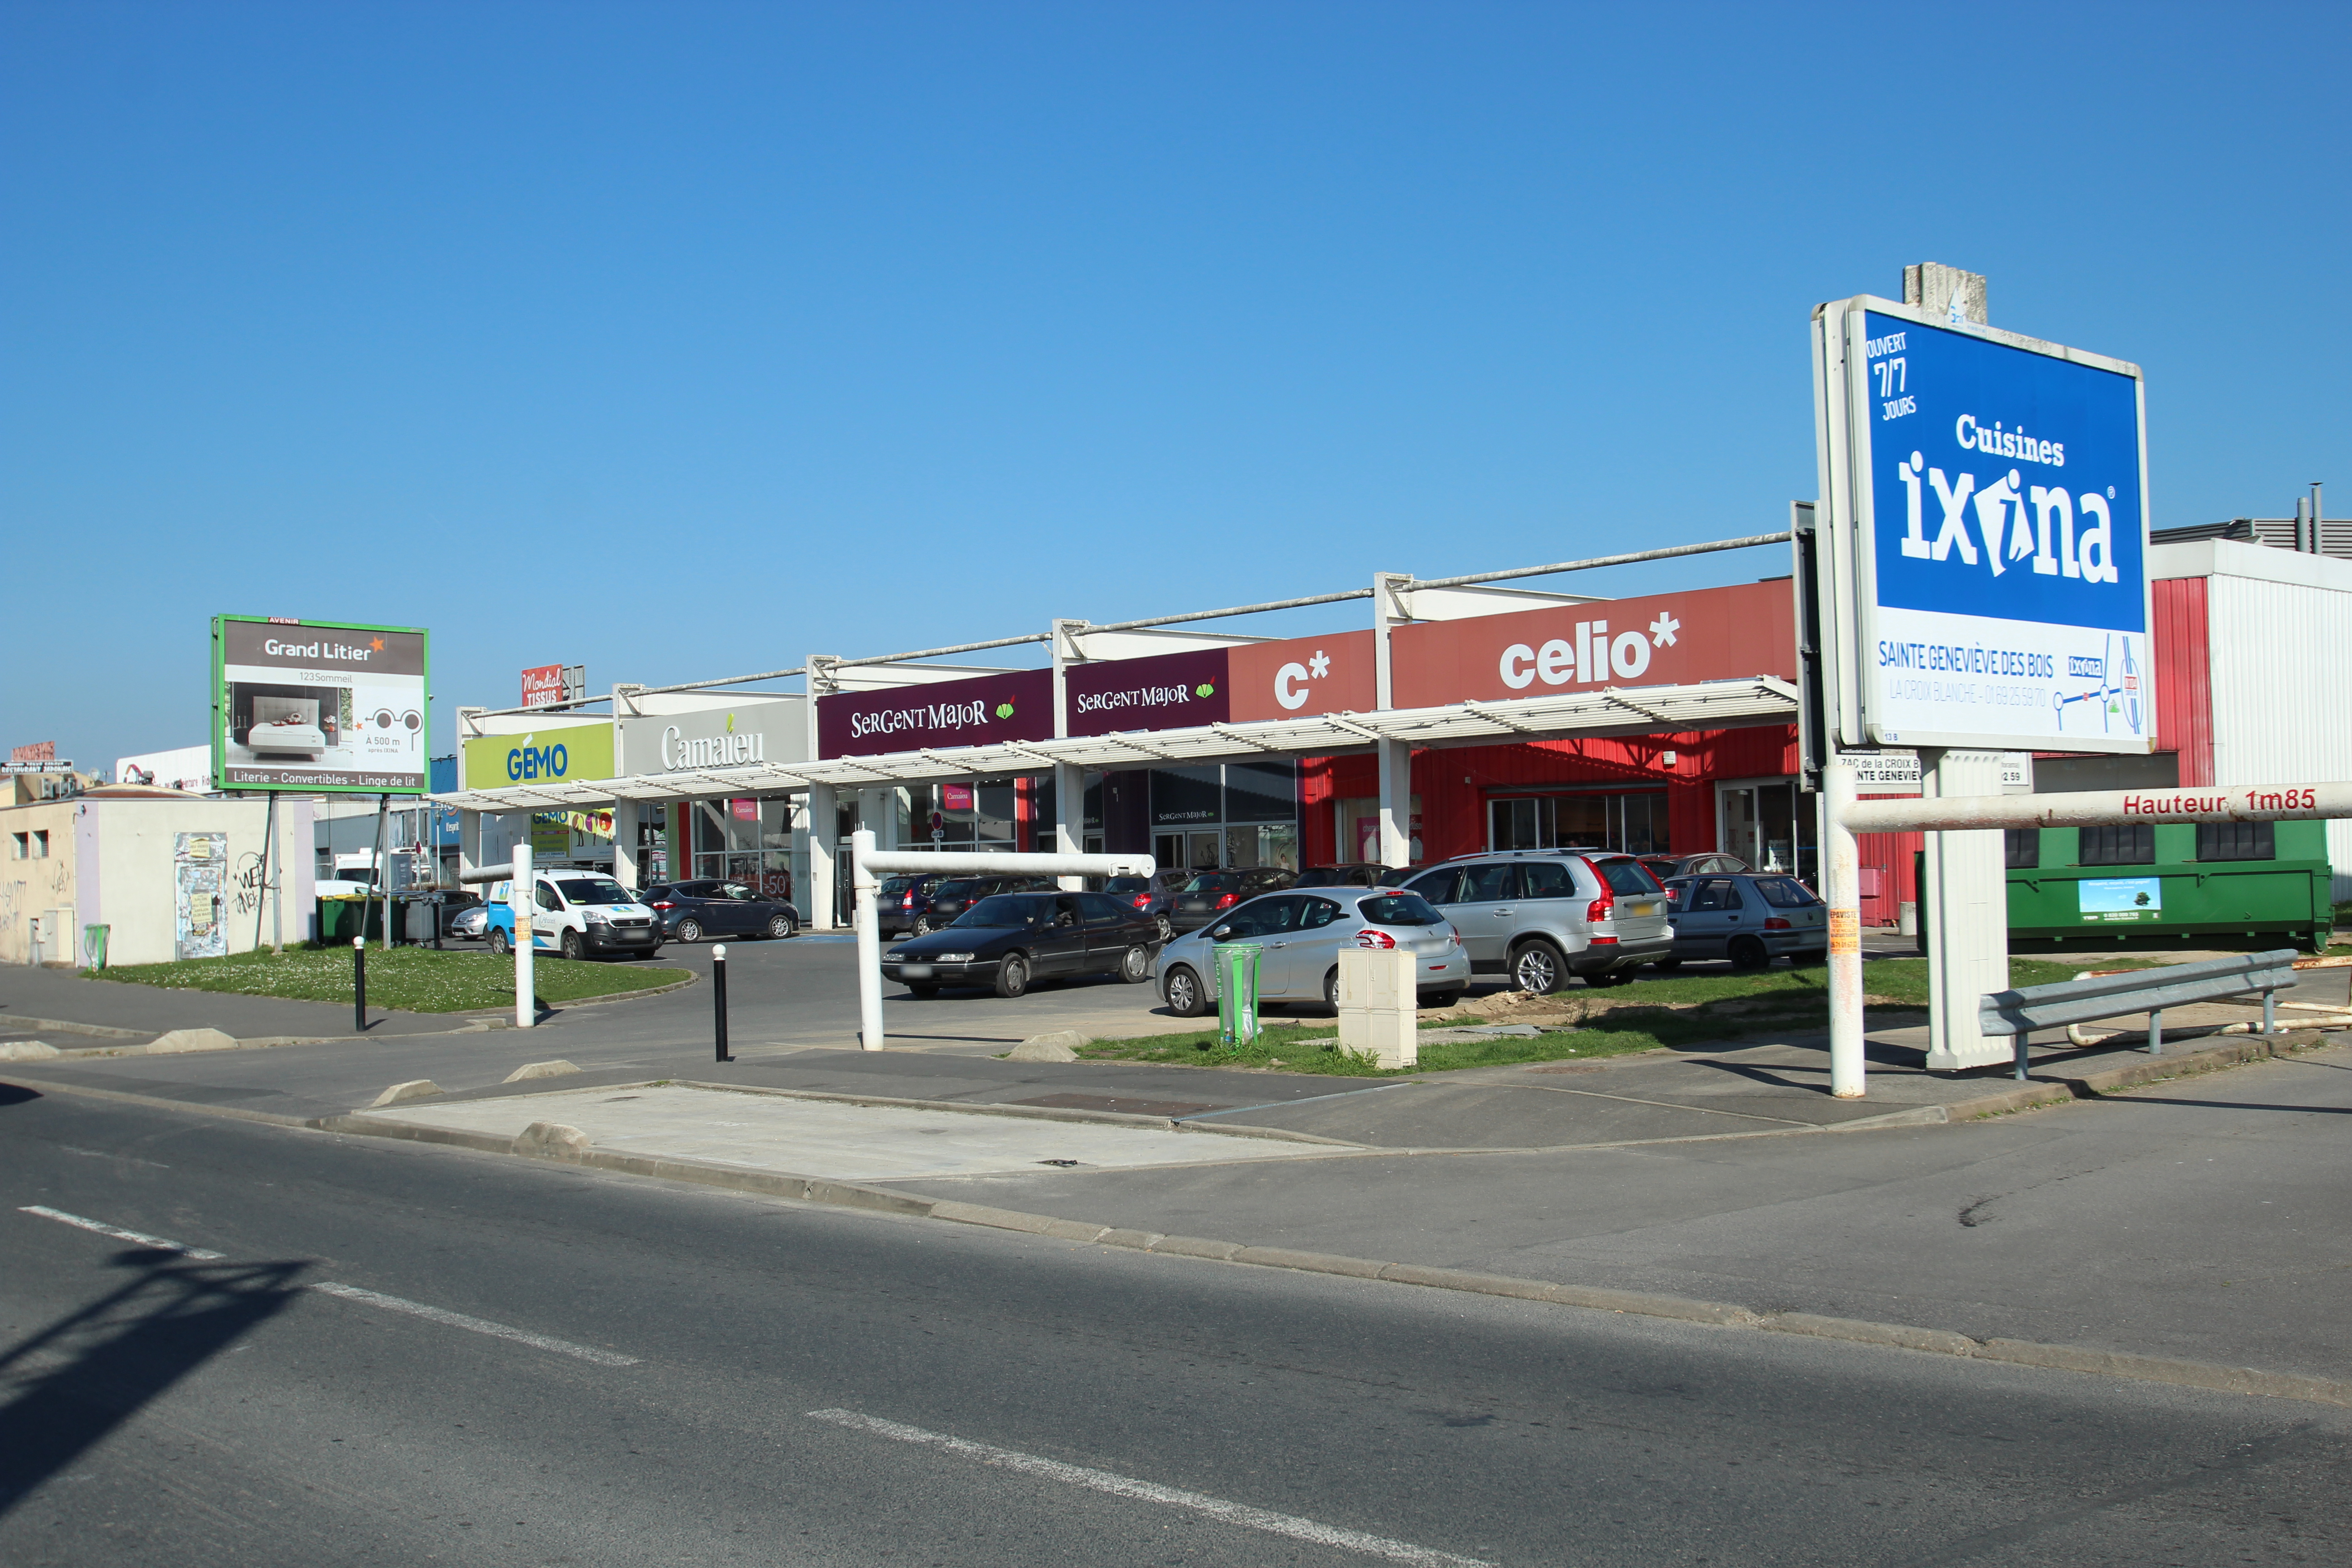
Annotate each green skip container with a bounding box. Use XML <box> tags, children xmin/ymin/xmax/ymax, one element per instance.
<box><xmin>1918</xmin><ymin>820</ymin><xmax>2335</xmax><ymax>956</ymax></box>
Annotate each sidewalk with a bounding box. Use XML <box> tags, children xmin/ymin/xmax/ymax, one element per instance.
<box><xmin>1</xmin><ymin>961</ymin><xmax>483</xmax><ymax>1043</ymax></box>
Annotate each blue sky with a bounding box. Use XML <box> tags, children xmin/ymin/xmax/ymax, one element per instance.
<box><xmin>4</xmin><ymin>1</ymin><xmax>2345</xmax><ymax>774</ymax></box>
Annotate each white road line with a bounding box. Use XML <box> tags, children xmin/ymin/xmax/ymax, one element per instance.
<box><xmin>20</xmin><ymin>1204</ymin><xmax>638</xmax><ymax>1368</ymax></box>
<box><xmin>19</xmin><ymin>1205</ymin><xmax>226</xmax><ymax>1259</ymax></box>
<box><xmin>311</xmin><ymin>1283</ymin><xmax>641</xmax><ymax>1367</ymax></box>
<box><xmin>807</xmin><ymin>1408</ymin><xmax>1492</xmax><ymax>1567</ymax></box>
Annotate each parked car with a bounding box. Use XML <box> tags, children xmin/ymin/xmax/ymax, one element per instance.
<box><xmin>882</xmin><ymin>891</ymin><xmax>1163</xmax><ymax>999</ymax></box>
<box><xmin>482</xmin><ymin>872</ymin><xmax>664</xmax><ymax>960</ymax></box>
<box><xmin>1156</xmin><ymin>886</ymin><xmax>1468</xmax><ymax>1017</ymax></box>
<box><xmin>1098</xmin><ymin>869</ymin><xmax>1187</xmax><ymax>942</ymax></box>
<box><xmin>640</xmin><ymin>880</ymin><xmax>802</xmax><ymax>942</ymax></box>
<box><xmin>1660</xmin><ymin>873</ymin><xmax>1826</xmax><ymax>969</ymax></box>
<box><xmin>877</xmin><ymin>872</ymin><xmax>958</xmax><ymax>938</ymax></box>
<box><xmin>1292</xmin><ymin>862</ymin><xmax>1392</xmax><ymax>890</ymax></box>
<box><xmin>917</xmin><ymin>875</ymin><xmax>1055</xmax><ymax>931</ymax></box>
<box><xmin>1639</xmin><ymin>852</ymin><xmax>1752</xmax><ymax>883</ymax></box>
<box><xmin>1167</xmin><ymin>867</ymin><xmax>1299</xmax><ymax>934</ymax></box>
<box><xmin>446</xmin><ymin>902</ymin><xmax>490</xmax><ymax>941</ymax></box>
<box><xmin>1401</xmin><ymin>849</ymin><xmax>1671</xmax><ymax>993</ymax></box>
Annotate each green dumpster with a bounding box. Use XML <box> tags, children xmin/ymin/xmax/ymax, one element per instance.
<box><xmin>316</xmin><ymin>897</ymin><xmax>385</xmax><ymax>945</ymax></box>
<box><xmin>1214</xmin><ymin>943</ymin><xmax>1263</xmax><ymax>1049</ymax></box>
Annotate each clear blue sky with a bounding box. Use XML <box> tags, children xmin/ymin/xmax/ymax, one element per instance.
<box><xmin>4</xmin><ymin>1</ymin><xmax>2344</xmax><ymax>774</ymax></box>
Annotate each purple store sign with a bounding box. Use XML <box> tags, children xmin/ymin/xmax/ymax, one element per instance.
<box><xmin>818</xmin><ymin>668</ymin><xmax>1053</xmax><ymax>759</ymax></box>
<box><xmin>1065</xmin><ymin>647</ymin><xmax>1231</xmax><ymax>739</ymax></box>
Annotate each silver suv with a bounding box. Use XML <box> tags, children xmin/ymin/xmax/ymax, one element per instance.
<box><xmin>1403</xmin><ymin>850</ymin><xmax>1672</xmax><ymax>993</ymax></box>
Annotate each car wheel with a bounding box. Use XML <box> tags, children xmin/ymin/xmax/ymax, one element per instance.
<box><xmin>488</xmin><ymin>928</ymin><xmax>510</xmax><ymax>956</ymax></box>
<box><xmin>1118</xmin><ymin>944</ymin><xmax>1151</xmax><ymax>984</ymax></box>
<box><xmin>1729</xmin><ymin>935</ymin><xmax>1770</xmax><ymax>970</ymax></box>
<box><xmin>913</xmin><ymin>916</ymin><xmax>931</xmax><ymax>936</ymax></box>
<box><xmin>1424</xmin><ymin>989</ymin><xmax>1464</xmax><ymax>1009</ymax></box>
<box><xmin>1511</xmin><ymin>939</ymin><xmax>1566</xmax><ymax>996</ymax></box>
<box><xmin>1584</xmin><ymin>970</ymin><xmax>1632</xmax><ymax>988</ymax></box>
<box><xmin>676</xmin><ymin>918</ymin><xmax>703</xmax><ymax>944</ymax></box>
<box><xmin>1322</xmin><ymin>966</ymin><xmax>1341</xmax><ymax>1014</ymax></box>
<box><xmin>909</xmin><ymin>984</ymin><xmax>939</xmax><ymax>999</ymax></box>
<box><xmin>995</xmin><ymin>954</ymin><xmax>1031</xmax><ymax>999</ymax></box>
<box><xmin>560</xmin><ymin>929</ymin><xmax>584</xmax><ymax>961</ymax></box>
<box><xmin>1154</xmin><ymin>915</ymin><xmax>1173</xmax><ymax>943</ymax></box>
<box><xmin>766</xmin><ymin>913</ymin><xmax>796</xmax><ymax>939</ymax></box>
<box><xmin>1651</xmin><ymin>958</ymin><xmax>1682</xmax><ymax>971</ymax></box>
<box><xmin>1164</xmin><ymin>964</ymin><xmax>1208</xmax><ymax>1018</ymax></box>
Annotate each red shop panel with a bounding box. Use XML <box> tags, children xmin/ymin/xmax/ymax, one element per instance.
<box><xmin>2152</xmin><ymin>576</ymin><xmax>2212</xmax><ymax>786</ymax></box>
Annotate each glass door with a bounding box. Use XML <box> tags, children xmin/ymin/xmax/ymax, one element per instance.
<box><xmin>1716</xmin><ymin>779</ymin><xmax>1816</xmax><ymax>883</ymax></box>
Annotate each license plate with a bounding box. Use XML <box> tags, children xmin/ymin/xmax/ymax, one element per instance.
<box><xmin>1628</xmin><ymin>901</ymin><xmax>1657</xmax><ymax>917</ymax></box>
<box><xmin>898</xmin><ymin>964</ymin><xmax>934</xmax><ymax>979</ymax></box>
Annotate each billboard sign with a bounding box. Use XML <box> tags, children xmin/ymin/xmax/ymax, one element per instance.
<box><xmin>1812</xmin><ymin>298</ymin><xmax>2152</xmax><ymax>753</ymax></box>
<box><xmin>1392</xmin><ymin>581</ymin><xmax>1795</xmax><ymax>707</ymax></box>
<box><xmin>522</xmin><ymin>665</ymin><xmax>564</xmax><ymax>708</ymax></box>
<box><xmin>212</xmin><ymin>617</ymin><xmax>431</xmax><ymax>793</ymax></box>
<box><xmin>1065</xmin><ymin>648</ymin><xmax>1229</xmax><ymax>738</ymax></box>
<box><xmin>11</xmin><ymin>741</ymin><xmax>56</xmax><ymax>764</ymax></box>
<box><xmin>459</xmin><ymin>722</ymin><xmax>616</xmax><ymax>792</ymax></box>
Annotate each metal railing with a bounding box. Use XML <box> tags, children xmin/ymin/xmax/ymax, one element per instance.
<box><xmin>1976</xmin><ymin>949</ymin><xmax>2301</xmax><ymax>1080</ymax></box>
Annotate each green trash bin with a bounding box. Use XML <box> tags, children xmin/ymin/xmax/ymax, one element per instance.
<box><xmin>1214</xmin><ymin>943</ymin><xmax>1262</xmax><ymax>1049</ymax></box>
<box><xmin>81</xmin><ymin>924</ymin><xmax>109</xmax><ymax>971</ymax></box>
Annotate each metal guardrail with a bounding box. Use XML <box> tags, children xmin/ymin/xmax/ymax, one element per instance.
<box><xmin>1977</xmin><ymin>949</ymin><xmax>2301</xmax><ymax>1080</ymax></box>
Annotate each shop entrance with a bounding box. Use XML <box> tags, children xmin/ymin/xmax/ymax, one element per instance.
<box><xmin>1150</xmin><ymin>761</ymin><xmax>1300</xmax><ymax>876</ymax></box>
<box><xmin>1717</xmin><ymin>777</ymin><xmax>1817</xmax><ymax>881</ymax></box>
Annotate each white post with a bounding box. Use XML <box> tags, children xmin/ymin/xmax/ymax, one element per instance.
<box><xmin>1823</xmin><ymin>761</ymin><xmax>1865</xmax><ymax>1097</ymax></box>
<box><xmin>255</xmin><ymin>791</ymin><xmax>279</xmax><ymax>955</ymax></box>
<box><xmin>1922</xmin><ymin>750</ymin><xmax>2008</xmax><ymax>1071</ymax></box>
<box><xmin>852</xmin><ymin>828</ymin><xmax>883</xmax><ymax>1051</ymax></box>
<box><xmin>372</xmin><ymin>794</ymin><xmax>392</xmax><ymax>951</ymax></box>
<box><xmin>1053</xmin><ymin>761</ymin><xmax>1084</xmax><ymax>888</ymax></box>
<box><xmin>808</xmin><ymin>781</ymin><xmax>838</xmax><ymax>930</ymax></box>
<box><xmin>1375</xmin><ymin>737</ymin><xmax>1412</xmax><ymax>869</ymax></box>
<box><xmin>612</xmin><ymin>799</ymin><xmax>638</xmax><ymax>890</ymax></box>
<box><xmin>512</xmin><ymin>843</ymin><xmax>534</xmax><ymax>1030</ymax></box>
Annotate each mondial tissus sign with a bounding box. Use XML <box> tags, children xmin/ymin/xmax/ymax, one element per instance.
<box><xmin>1811</xmin><ymin>297</ymin><xmax>2153</xmax><ymax>753</ymax></box>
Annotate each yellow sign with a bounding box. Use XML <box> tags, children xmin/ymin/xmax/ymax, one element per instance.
<box><xmin>1828</xmin><ymin>907</ymin><xmax>1860</xmax><ymax>956</ymax></box>
<box><xmin>460</xmin><ymin>724</ymin><xmax>614</xmax><ymax>791</ymax></box>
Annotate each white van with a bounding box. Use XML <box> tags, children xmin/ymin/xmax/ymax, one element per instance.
<box><xmin>484</xmin><ymin>871</ymin><xmax>665</xmax><ymax>960</ymax></box>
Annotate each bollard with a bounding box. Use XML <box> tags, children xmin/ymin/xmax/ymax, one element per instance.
<box><xmin>352</xmin><ymin>935</ymin><xmax>367</xmax><ymax>1032</ymax></box>
<box><xmin>712</xmin><ymin>943</ymin><xmax>731</xmax><ymax>1062</ymax></box>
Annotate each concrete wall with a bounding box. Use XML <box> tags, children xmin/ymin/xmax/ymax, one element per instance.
<box><xmin>1</xmin><ymin>795</ymin><xmax>316</xmax><ymax>968</ymax></box>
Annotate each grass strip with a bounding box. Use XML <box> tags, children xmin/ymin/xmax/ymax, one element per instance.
<box><xmin>92</xmin><ymin>945</ymin><xmax>684</xmax><ymax>1013</ymax></box>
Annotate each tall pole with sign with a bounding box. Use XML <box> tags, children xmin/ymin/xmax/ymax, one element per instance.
<box><xmin>1811</xmin><ymin>284</ymin><xmax>2154</xmax><ymax>1074</ymax></box>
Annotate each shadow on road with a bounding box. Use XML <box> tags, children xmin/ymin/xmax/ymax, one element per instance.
<box><xmin>0</xmin><ymin>1249</ymin><xmax>311</xmax><ymax>1514</ymax></box>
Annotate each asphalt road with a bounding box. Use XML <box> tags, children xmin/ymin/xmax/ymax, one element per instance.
<box><xmin>5</xmin><ymin>1085</ymin><xmax>2347</xmax><ymax>1566</ymax></box>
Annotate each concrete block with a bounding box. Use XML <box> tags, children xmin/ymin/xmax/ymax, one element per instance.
<box><xmin>148</xmin><ymin>1028</ymin><xmax>239</xmax><ymax>1054</ymax></box>
<box><xmin>1232</xmin><ymin>1246</ymin><xmax>1389</xmax><ymax>1279</ymax></box>
<box><xmin>0</xmin><ymin>1041</ymin><xmax>61</xmax><ymax>1062</ymax></box>
<box><xmin>513</xmin><ymin>1121</ymin><xmax>591</xmax><ymax>1156</ymax></box>
<box><xmin>1378</xmin><ymin>1262</ymin><xmax>1557</xmax><ymax>1301</ymax></box>
<box><xmin>370</xmin><ymin>1079</ymin><xmax>445</xmax><ymax>1107</ymax></box>
<box><xmin>1096</xmin><ymin>1228</ymin><xmax>1164</xmax><ymax>1251</ymax></box>
<box><xmin>1148</xmin><ymin>1234</ymin><xmax>1246</xmax><ymax>1261</ymax></box>
<box><xmin>1338</xmin><ymin>949</ymin><xmax>1417</xmax><ymax>1068</ymax></box>
<box><xmin>1543</xmin><ymin>1282</ymin><xmax>1757</xmax><ymax>1326</ymax></box>
<box><xmin>930</xmin><ymin>1201</ymin><xmax>1069</xmax><ymax>1234</ymax></box>
<box><xmin>503</xmin><ymin>1058</ymin><xmax>582</xmax><ymax>1083</ymax></box>
<box><xmin>1006</xmin><ymin>1031</ymin><xmax>1087</xmax><ymax>1061</ymax></box>
<box><xmin>1761</xmin><ymin>1312</ymin><xmax>1978</xmax><ymax>1357</ymax></box>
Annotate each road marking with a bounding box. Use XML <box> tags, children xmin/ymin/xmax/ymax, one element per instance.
<box><xmin>21</xmin><ymin>1205</ymin><xmax>638</xmax><ymax>1368</ymax></box>
<box><xmin>19</xmin><ymin>1205</ymin><xmax>226</xmax><ymax>1259</ymax></box>
<box><xmin>806</xmin><ymin>1408</ymin><xmax>1491</xmax><ymax>1567</ymax></box>
<box><xmin>311</xmin><ymin>1283</ymin><xmax>641</xmax><ymax>1367</ymax></box>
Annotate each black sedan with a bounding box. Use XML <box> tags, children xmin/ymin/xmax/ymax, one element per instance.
<box><xmin>640</xmin><ymin>880</ymin><xmax>802</xmax><ymax>942</ymax></box>
<box><xmin>1167</xmin><ymin>867</ymin><xmax>1298</xmax><ymax>934</ymax></box>
<box><xmin>916</xmin><ymin>874</ymin><xmax>1053</xmax><ymax>932</ymax></box>
<box><xmin>881</xmin><ymin>891</ymin><xmax>1161</xmax><ymax>999</ymax></box>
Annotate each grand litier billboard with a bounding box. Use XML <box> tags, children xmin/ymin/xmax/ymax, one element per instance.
<box><xmin>1813</xmin><ymin>297</ymin><xmax>2153</xmax><ymax>753</ymax></box>
<box><xmin>212</xmin><ymin>616</ymin><xmax>430</xmax><ymax>793</ymax></box>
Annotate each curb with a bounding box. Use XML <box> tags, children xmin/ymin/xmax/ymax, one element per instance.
<box><xmin>1939</xmin><ymin>1030</ymin><xmax>2341</xmax><ymax>1121</ymax></box>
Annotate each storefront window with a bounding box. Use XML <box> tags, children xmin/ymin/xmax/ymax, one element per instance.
<box><xmin>1148</xmin><ymin>764</ymin><xmax>1300</xmax><ymax>873</ymax></box>
<box><xmin>1489</xmin><ymin>791</ymin><xmax>1668</xmax><ymax>856</ymax></box>
<box><xmin>1717</xmin><ymin>779</ymin><xmax>1816</xmax><ymax>882</ymax></box>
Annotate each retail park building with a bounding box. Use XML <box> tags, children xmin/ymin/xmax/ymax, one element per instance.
<box><xmin>435</xmin><ymin>532</ymin><xmax>2352</xmax><ymax>928</ymax></box>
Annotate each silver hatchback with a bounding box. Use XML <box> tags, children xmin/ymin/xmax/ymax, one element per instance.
<box><xmin>1156</xmin><ymin>886</ymin><xmax>1469</xmax><ymax>1017</ymax></box>
<box><xmin>1403</xmin><ymin>851</ymin><xmax>1673</xmax><ymax>993</ymax></box>
<box><xmin>1660</xmin><ymin>873</ymin><xmax>1828</xmax><ymax>968</ymax></box>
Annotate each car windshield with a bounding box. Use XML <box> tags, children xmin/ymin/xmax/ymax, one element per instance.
<box><xmin>954</xmin><ymin>894</ymin><xmax>1053</xmax><ymax>928</ymax></box>
<box><xmin>555</xmin><ymin>878</ymin><xmax>633</xmax><ymax>905</ymax></box>
<box><xmin>1293</xmin><ymin>867</ymin><xmax>1358</xmax><ymax>887</ymax></box>
<box><xmin>879</xmin><ymin>877</ymin><xmax>913</xmax><ymax>896</ymax></box>
<box><xmin>1103</xmin><ymin>877</ymin><xmax>1149</xmax><ymax>895</ymax></box>
<box><xmin>1358</xmin><ymin>893</ymin><xmax>1444</xmax><ymax>926</ymax></box>
<box><xmin>934</xmin><ymin>879</ymin><xmax>989</xmax><ymax>900</ymax></box>
<box><xmin>1753</xmin><ymin>876</ymin><xmax>1821</xmax><ymax>908</ymax></box>
<box><xmin>1592</xmin><ymin>859</ymin><xmax>1665</xmax><ymax>895</ymax></box>
<box><xmin>1182</xmin><ymin>872</ymin><xmax>1243</xmax><ymax>893</ymax></box>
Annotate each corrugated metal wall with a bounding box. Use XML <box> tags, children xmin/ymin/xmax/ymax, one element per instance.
<box><xmin>2206</xmin><ymin>570</ymin><xmax>2352</xmax><ymax>898</ymax></box>
<box><xmin>2152</xmin><ymin>576</ymin><xmax>2213</xmax><ymax>785</ymax></box>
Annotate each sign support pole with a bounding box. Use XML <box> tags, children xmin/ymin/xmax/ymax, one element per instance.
<box><xmin>254</xmin><ymin>792</ymin><xmax>277</xmax><ymax>956</ymax></box>
<box><xmin>512</xmin><ymin>843</ymin><xmax>534</xmax><ymax>1029</ymax></box>
<box><xmin>1823</xmin><ymin>762</ymin><xmax>1865</xmax><ymax>1098</ymax></box>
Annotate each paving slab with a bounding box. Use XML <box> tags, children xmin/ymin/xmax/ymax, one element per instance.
<box><xmin>352</xmin><ymin>1082</ymin><xmax>1334</xmax><ymax>1181</ymax></box>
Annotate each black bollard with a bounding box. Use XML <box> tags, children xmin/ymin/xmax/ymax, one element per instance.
<box><xmin>352</xmin><ymin>935</ymin><xmax>367</xmax><ymax>1032</ymax></box>
<box><xmin>713</xmin><ymin>942</ymin><xmax>731</xmax><ymax>1062</ymax></box>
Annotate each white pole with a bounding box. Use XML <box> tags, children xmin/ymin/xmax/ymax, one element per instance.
<box><xmin>512</xmin><ymin>843</ymin><xmax>534</xmax><ymax>1029</ymax></box>
<box><xmin>1823</xmin><ymin>761</ymin><xmax>1865</xmax><ymax>1098</ymax></box>
<box><xmin>853</xmin><ymin>828</ymin><xmax>883</xmax><ymax>1051</ymax></box>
